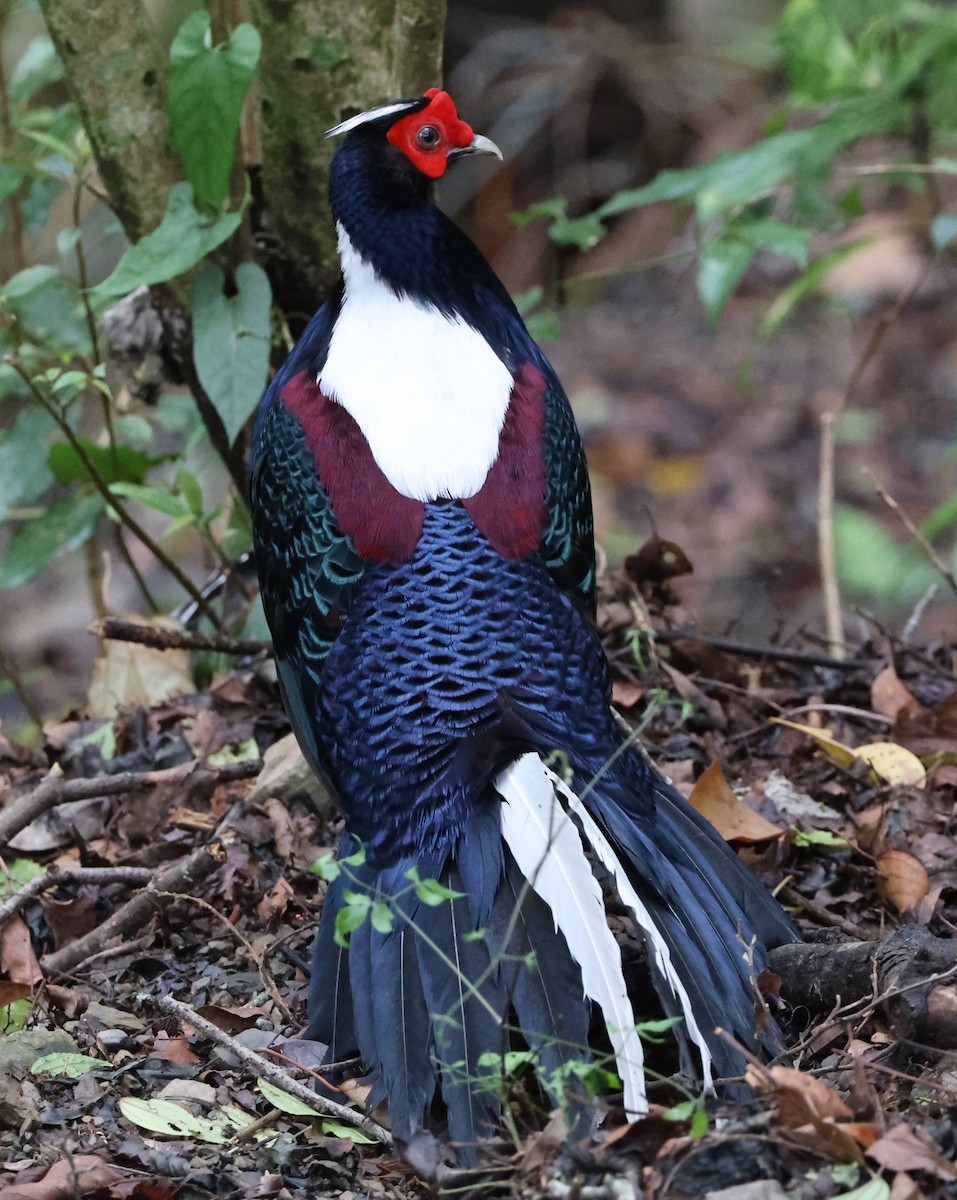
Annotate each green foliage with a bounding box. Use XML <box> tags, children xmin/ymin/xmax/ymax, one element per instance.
<box><xmin>93</xmin><ymin>182</ymin><xmax>244</xmax><ymax>299</ymax></box>
<box><xmin>0</xmin><ymin>5</ymin><xmax>270</xmax><ymax>660</ymax></box>
<box><xmin>192</xmin><ymin>262</ymin><xmax>272</xmax><ymax>445</ymax></box>
<box><xmin>168</xmin><ymin>11</ymin><xmax>262</xmax><ymax>210</ymax></box>
<box><xmin>522</xmin><ymin>0</ymin><xmax>957</xmax><ymax>329</ymax></box>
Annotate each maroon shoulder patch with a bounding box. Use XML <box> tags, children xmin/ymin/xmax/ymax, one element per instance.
<box><xmin>280</xmin><ymin>370</ymin><xmax>424</xmax><ymax>562</ymax></box>
<box><xmin>463</xmin><ymin>362</ymin><xmax>547</xmax><ymax>558</ymax></box>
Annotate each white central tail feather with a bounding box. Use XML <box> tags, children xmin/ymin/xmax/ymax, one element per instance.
<box><xmin>557</xmin><ymin>773</ymin><xmax>715</xmax><ymax>1088</ymax></box>
<box><xmin>497</xmin><ymin>753</ymin><xmax>647</xmax><ymax>1119</ymax></box>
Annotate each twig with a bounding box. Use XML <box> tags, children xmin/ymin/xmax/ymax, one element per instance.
<box><xmin>149</xmin><ymin>992</ymin><xmax>393</xmax><ymax>1145</ymax></box>
<box><xmin>653</xmin><ymin>628</ymin><xmax>869</xmax><ymax>671</ymax></box>
<box><xmin>151</xmin><ymin>889</ymin><xmax>293</xmax><ymax>1023</ymax></box>
<box><xmin>0</xmin><ymin>637</ymin><xmax>45</xmax><ymax>731</ymax></box>
<box><xmin>4</xmin><ymin>356</ymin><xmax>221</xmax><ymax>627</ymax></box>
<box><xmin>0</xmin><ymin>865</ymin><xmax>152</xmax><ymax>927</ymax></box>
<box><xmin>866</xmin><ymin>472</ymin><xmax>957</xmax><ymax>600</ymax></box>
<box><xmin>0</xmin><ymin>757</ymin><xmax>261</xmax><ymax>847</ymax></box>
<box><xmin>816</xmin><ymin>255</ymin><xmax>936</xmax><ymax>661</ymax></box>
<box><xmin>818</xmin><ymin>409</ymin><xmax>845</xmax><ymax>659</ymax></box>
<box><xmin>40</xmin><ymin>843</ymin><xmax>228</xmax><ymax>976</ymax></box>
<box><xmin>780</xmin><ymin>885</ymin><xmax>866</xmax><ymax>941</ymax></box>
<box><xmin>901</xmin><ymin>582</ymin><xmax>939</xmax><ymax>642</ymax></box>
<box><xmin>91</xmin><ymin>616</ymin><xmax>270</xmax><ymax>658</ymax></box>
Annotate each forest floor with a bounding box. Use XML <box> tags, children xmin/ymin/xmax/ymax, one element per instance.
<box><xmin>0</xmin><ymin>560</ymin><xmax>955</xmax><ymax>1200</ymax></box>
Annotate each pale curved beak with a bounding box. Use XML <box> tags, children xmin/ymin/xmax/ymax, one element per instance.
<box><xmin>449</xmin><ymin>133</ymin><xmax>503</xmax><ymax>163</ymax></box>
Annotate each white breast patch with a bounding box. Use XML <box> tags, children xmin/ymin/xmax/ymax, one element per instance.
<box><xmin>318</xmin><ymin>224</ymin><xmax>514</xmax><ymax>502</ymax></box>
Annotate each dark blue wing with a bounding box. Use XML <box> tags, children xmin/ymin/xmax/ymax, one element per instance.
<box><xmin>249</xmin><ymin>299</ymin><xmax>365</xmax><ymax>776</ymax></box>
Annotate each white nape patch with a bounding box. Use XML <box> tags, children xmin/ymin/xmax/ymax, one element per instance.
<box><xmin>497</xmin><ymin>753</ymin><xmax>647</xmax><ymax>1121</ymax></box>
<box><xmin>319</xmin><ymin>225</ymin><xmax>514</xmax><ymax>502</ymax></box>
<box><xmin>326</xmin><ymin>99</ymin><xmax>420</xmax><ymax>139</ymax></box>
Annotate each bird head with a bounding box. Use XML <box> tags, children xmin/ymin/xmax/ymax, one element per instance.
<box><xmin>326</xmin><ymin>88</ymin><xmax>502</xmax><ymax>181</ymax></box>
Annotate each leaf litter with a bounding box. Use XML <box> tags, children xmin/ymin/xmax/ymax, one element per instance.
<box><xmin>0</xmin><ymin>562</ymin><xmax>954</xmax><ymax>1198</ymax></box>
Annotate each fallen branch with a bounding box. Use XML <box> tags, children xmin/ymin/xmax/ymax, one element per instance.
<box><xmin>769</xmin><ymin>926</ymin><xmax>957</xmax><ymax>1049</ymax></box>
<box><xmin>40</xmin><ymin>843</ymin><xmax>227</xmax><ymax>977</ymax></box>
<box><xmin>654</xmin><ymin>629</ymin><xmax>871</xmax><ymax>671</ymax></box>
<box><xmin>92</xmin><ymin>616</ymin><xmax>270</xmax><ymax>658</ymax></box>
<box><xmin>0</xmin><ymin>758</ymin><xmax>261</xmax><ymax>847</ymax></box>
<box><xmin>0</xmin><ymin>866</ymin><xmax>152</xmax><ymax>927</ymax></box>
<box><xmin>149</xmin><ymin>992</ymin><xmax>393</xmax><ymax>1146</ymax></box>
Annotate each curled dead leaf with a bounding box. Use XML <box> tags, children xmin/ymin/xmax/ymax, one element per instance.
<box><xmin>877</xmin><ymin>849</ymin><xmax>929</xmax><ymax>914</ymax></box>
<box><xmin>688</xmin><ymin>760</ymin><xmax>784</xmax><ymax>843</ymax></box>
<box><xmin>871</xmin><ymin>665</ymin><xmax>919</xmax><ymax>721</ymax></box>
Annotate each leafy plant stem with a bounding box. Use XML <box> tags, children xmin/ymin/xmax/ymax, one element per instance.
<box><xmin>865</xmin><ymin>471</ymin><xmax>957</xmax><ymax>601</ymax></box>
<box><xmin>83</xmin><ymin>534</ymin><xmax>108</xmax><ymax>618</ymax></box>
<box><xmin>72</xmin><ymin>170</ymin><xmax>102</xmax><ymax>367</ymax></box>
<box><xmin>5</xmin><ymin>356</ymin><xmax>222</xmax><ymax>627</ymax></box>
<box><xmin>111</xmin><ymin>526</ymin><xmax>161</xmax><ymax>614</ymax></box>
<box><xmin>0</xmin><ymin>637</ymin><xmax>44</xmax><ymax>732</ymax></box>
<box><xmin>817</xmin><ymin>252</ymin><xmax>937</xmax><ymax>659</ymax></box>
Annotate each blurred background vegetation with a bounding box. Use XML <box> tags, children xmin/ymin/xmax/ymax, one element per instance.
<box><xmin>2</xmin><ymin>0</ymin><xmax>957</xmax><ymax>734</ymax></box>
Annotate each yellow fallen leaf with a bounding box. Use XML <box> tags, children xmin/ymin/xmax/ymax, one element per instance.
<box><xmin>772</xmin><ymin>722</ymin><xmax>926</xmax><ymax>788</ymax></box>
<box><xmin>771</xmin><ymin>719</ymin><xmax>857</xmax><ymax>769</ymax></box>
<box><xmin>855</xmin><ymin>742</ymin><xmax>927</xmax><ymax>789</ymax></box>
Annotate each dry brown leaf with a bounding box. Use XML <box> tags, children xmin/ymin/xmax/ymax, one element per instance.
<box><xmin>0</xmin><ymin>1154</ymin><xmax>119</xmax><ymax>1199</ymax></box>
<box><xmin>867</xmin><ymin>1123</ymin><xmax>957</xmax><ymax>1179</ymax></box>
<box><xmin>688</xmin><ymin>760</ymin><xmax>784</xmax><ymax>843</ymax></box>
<box><xmin>257</xmin><ymin>875</ymin><xmax>294</xmax><ymax>925</ymax></box>
<box><xmin>0</xmin><ymin>916</ymin><xmax>43</xmax><ymax>985</ymax></box>
<box><xmin>871</xmin><ymin>666</ymin><xmax>920</xmax><ymax>721</ymax></box>
<box><xmin>152</xmin><ymin>1030</ymin><xmax>201</xmax><ymax>1066</ymax></box>
<box><xmin>762</xmin><ymin>1064</ymin><xmax>854</xmax><ymax>1124</ymax></box>
<box><xmin>611</xmin><ymin>680</ymin><xmax>644</xmax><ymax>709</ymax></box>
<box><xmin>88</xmin><ymin>616</ymin><xmax>193</xmax><ymax>718</ymax></box>
<box><xmin>877</xmin><ymin>850</ymin><xmax>930</xmax><ymax>913</ymax></box>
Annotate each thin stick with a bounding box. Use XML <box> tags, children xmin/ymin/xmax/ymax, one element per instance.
<box><xmin>0</xmin><ymin>638</ymin><xmax>45</xmax><ymax>731</ymax></box>
<box><xmin>149</xmin><ymin>992</ymin><xmax>393</xmax><ymax>1145</ymax></box>
<box><xmin>0</xmin><ymin>757</ymin><xmax>261</xmax><ymax>847</ymax></box>
<box><xmin>92</xmin><ymin>616</ymin><xmax>269</xmax><ymax>657</ymax></box>
<box><xmin>867</xmin><ymin>471</ymin><xmax>957</xmax><ymax>600</ymax></box>
<box><xmin>0</xmin><ymin>865</ymin><xmax>152</xmax><ymax>926</ymax></box>
<box><xmin>651</xmin><ymin>628</ymin><xmax>868</xmax><ymax>670</ymax></box>
<box><xmin>40</xmin><ymin>843</ymin><xmax>229</xmax><ymax>976</ymax></box>
<box><xmin>4</xmin><ymin>356</ymin><xmax>221</xmax><ymax>626</ymax></box>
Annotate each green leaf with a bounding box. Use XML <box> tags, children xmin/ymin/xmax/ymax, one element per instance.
<box><xmin>405</xmin><ymin>868</ymin><xmax>463</xmax><ymax>907</ymax></box>
<box><xmin>696</xmin><ymin>237</ymin><xmax>755</xmax><ymax>326</ymax></box>
<box><xmin>1</xmin><ymin>265</ymin><xmax>60</xmax><ymax>301</ymax></box>
<box><xmin>176</xmin><ymin>468</ymin><xmax>205</xmax><ymax>519</ymax></box>
<box><xmin>94</xmin><ymin>182</ymin><xmax>242</xmax><ymax>299</ymax></box>
<box><xmin>334</xmin><ymin>902</ymin><xmax>370</xmax><ymax>946</ymax></box>
<box><xmin>32</xmin><ymin>1052</ymin><xmax>111</xmax><ymax>1078</ymax></box>
<box><xmin>49</xmin><ymin>440</ymin><xmax>154</xmax><ymax>487</ymax></box>
<box><xmin>312</xmin><ymin>853</ymin><xmax>341</xmax><ymax>882</ymax></box>
<box><xmin>0</xmin><ymin>490</ymin><xmax>105</xmax><ymax>589</ymax></box>
<box><xmin>931</xmin><ymin>212</ymin><xmax>957</xmax><ymax>252</ymax></box>
<box><xmin>0</xmin><ymin>858</ymin><xmax>45</xmax><ymax>900</ymax></box>
<box><xmin>0</xmin><ymin>406</ymin><xmax>56</xmax><ymax>522</ymax></box>
<box><xmin>757</xmin><ymin>239</ymin><xmax>875</xmax><ymax>342</ymax></box>
<box><xmin>191</xmin><ymin>262</ymin><xmax>272</xmax><ymax>444</ymax></box>
<box><xmin>833</xmin><ymin>505</ymin><xmax>939</xmax><ymax>603</ymax></box>
<box><xmin>107</xmin><ymin>481</ymin><xmax>191</xmax><ymax>520</ymax></box>
<box><xmin>370</xmin><ymin>901</ymin><xmax>394</xmax><ymax>935</ymax></box>
<box><xmin>790</xmin><ymin>828</ymin><xmax>849</xmax><ymax>849</ymax></box>
<box><xmin>320</xmin><ymin>1118</ymin><xmax>377</xmax><ymax>1143</ymax></box>
<box><xmin>257</xmin><ymin>1076</ymin><xmax>324</xmax><ymax>1117</ymax></box>
<box><xmin>118</xmin><ymin>1096</ymin><xmax>229</xmax><ymax>1143</ymax></box>
<box><xmin>10</xmin><ymin>36</ymin><xmax>63</xmax><ymax>105</ymax></box>
<box><xmin>168</xmin><ymin>11</ymin><xmax>262</xmax><ymax>210</ymax></box>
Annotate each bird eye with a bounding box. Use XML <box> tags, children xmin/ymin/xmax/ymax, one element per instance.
<box><xmin>416</xmin><ymin>125</ymin><xmax>440</xmax><ymax>150</ymax></box>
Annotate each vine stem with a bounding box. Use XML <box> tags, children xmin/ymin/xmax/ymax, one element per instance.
<box><xmin>5</xmin><ymin>357</ymin><xmax>222</xmax><ymax>627</ymax></box>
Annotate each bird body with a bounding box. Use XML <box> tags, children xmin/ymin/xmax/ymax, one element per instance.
<box><xmin>250</xmin><ymin>89</ymin><xmax>796</xmax><ymax>1156</ymax></box>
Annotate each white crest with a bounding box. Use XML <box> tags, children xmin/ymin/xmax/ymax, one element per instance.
<box><xmin>326</xmin><ymin>99</ymin><xmax>421</xmax><ymax>139</ymax></box>
<box><xmin>319</xmin><ymin>225</ymin><xmax>513</xmax><ymax>502</ymax></box>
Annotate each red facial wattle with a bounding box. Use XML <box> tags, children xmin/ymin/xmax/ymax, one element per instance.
<box><xmin>386</xmin><ymin>88</ymin><xmax>476</xmax><ymax>178</ymax></box>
